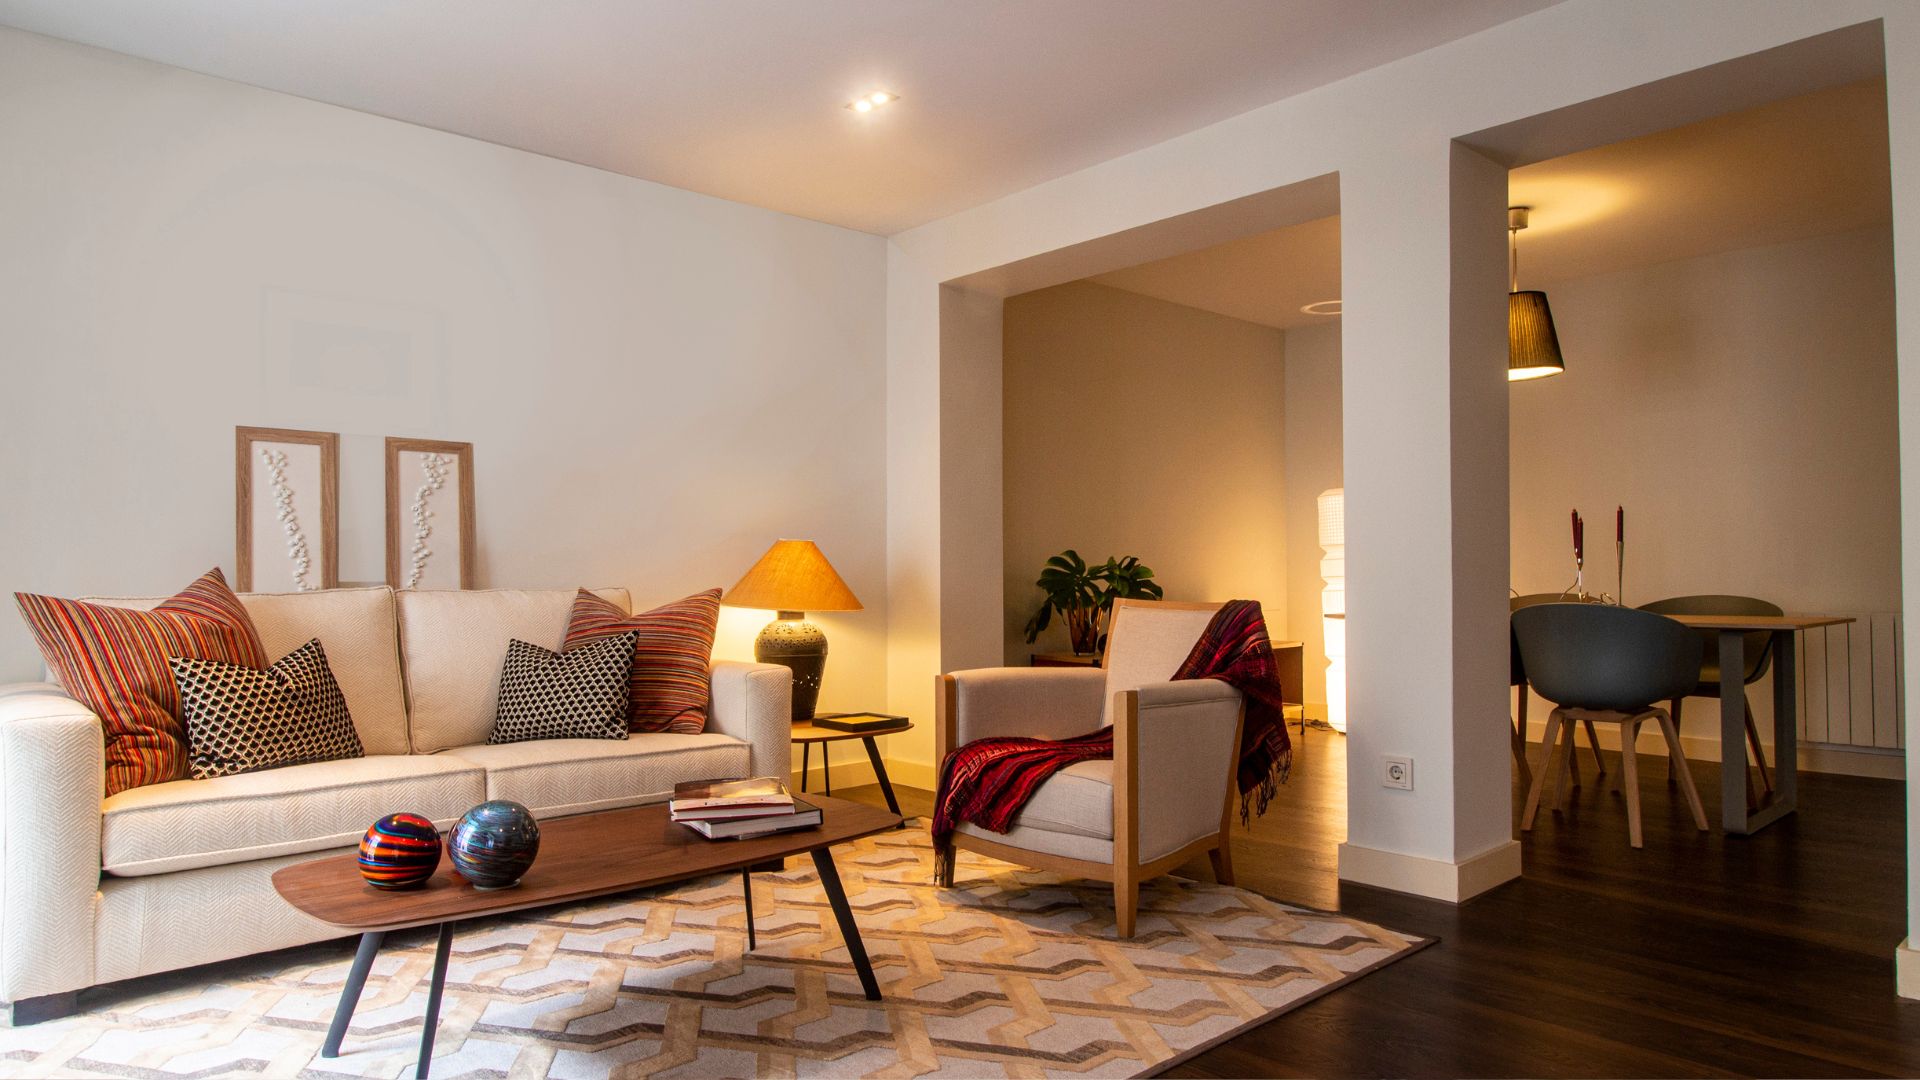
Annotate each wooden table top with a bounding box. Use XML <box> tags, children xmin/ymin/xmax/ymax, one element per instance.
<box><xmin>1662</xmin><ymin>613</ymin><xmax>1855</xmax><ymax>631</ymax></box>
<box><xmin>791</xmin><ymin>717</ymin><xmax>913</xmax><ymax>743</ymax></box>
<box><xmin>272</xmin><ymin>795</ymin><xmax>901</xmax><ymax>932</ymax></box>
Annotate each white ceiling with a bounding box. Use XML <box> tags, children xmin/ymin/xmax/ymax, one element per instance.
<box><xmin>0</xmin><ymin>0</ymin><xmax>1557</xmax><ymax>236</ymax></box>
<box><xmin>1091</xmin><ymin>78</ymin><xmax>1891</xmax><ymax>329</ymax></box>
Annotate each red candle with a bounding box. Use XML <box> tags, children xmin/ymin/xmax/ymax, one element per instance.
<box><xmin>1571</xmin><ymin>510</ymin><xmax>1579</xmax><ymax>557</ymax></box>
<box><xmin>1616</xmin><ymin>506</ymin><xmax>1624</xmax><ymax>544</ymax></box>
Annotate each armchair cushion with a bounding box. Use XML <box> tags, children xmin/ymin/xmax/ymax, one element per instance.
<box><xmin>1010</xmin><ymin>759</ymin><xmax>1113</xmax><ymax>839</ymax></box>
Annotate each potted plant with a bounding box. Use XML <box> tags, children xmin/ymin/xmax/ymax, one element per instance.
<box><xmin>1023</xmin><ymin>550</ymin><xmax>1165</xmax><ymax>654</ymax></box>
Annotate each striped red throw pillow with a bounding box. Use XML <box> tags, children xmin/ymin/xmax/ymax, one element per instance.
<box><xmin>564</xmin><ymin>588</ymin><xmax>720</xmax><ymax>734</ymax></box>
<box><xmin>15</xmin><ymin>568</ymin><xmax>268</xmax><ymax>796</ymax></box>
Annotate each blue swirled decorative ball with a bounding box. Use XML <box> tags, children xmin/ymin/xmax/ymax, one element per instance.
<box><xmin>357</xmin><ymin>812</ymin><xmax>442</xmax><ymax>890</ymax></box>
<box><xmin>448</xmin><ymin>800</ymin><xmax>541</xmax><ymax>889</ymax></box>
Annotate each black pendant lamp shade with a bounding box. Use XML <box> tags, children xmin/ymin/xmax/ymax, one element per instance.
<box><xmin>1508</xmin><ymin>289</ymin><xmax>1565</xmax><ymax>381</ymax></box>
<box><xmin>1506</xmin><ymin>206</ymin><xmax>1565</xmax><ymax>381</ymax></box>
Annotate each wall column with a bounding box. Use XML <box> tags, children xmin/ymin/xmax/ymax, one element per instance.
<box><xmin>1335</xmin><ymin>141</ymin><xmax>1517</xmax><ymax>901</ymax></box>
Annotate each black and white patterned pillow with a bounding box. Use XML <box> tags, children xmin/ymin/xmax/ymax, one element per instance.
<box><xmin>487</xmin><ymin>631</ymin><xmax>638</xmax><ymax>745</ymax></box>
<box><xmin>170</xmin><ymin>638</ymin><xmax>365</xmax><ymax>780</ymax></box>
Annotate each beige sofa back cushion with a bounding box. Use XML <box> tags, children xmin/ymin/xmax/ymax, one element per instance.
<box><xmin>400</xmin><ymin>587</ymin><xmax>631</xmax><ymax>753</ymax></box>
<box><xmin>82</xmin><ymin>586</ymin><xmax>410</xmax><ymax>757</ymax></box>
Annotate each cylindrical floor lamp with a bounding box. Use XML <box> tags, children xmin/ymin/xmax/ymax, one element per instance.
<box><xmin>722</xmin><ymin>539</ymin><xmax>863</xmax><ymax>722</ymax></box>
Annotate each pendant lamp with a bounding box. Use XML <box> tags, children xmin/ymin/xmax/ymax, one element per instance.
<box><xmin>1508</xmin><ymin>206</ymin><xmax>1565</xmax><ymax>381</ymax></box>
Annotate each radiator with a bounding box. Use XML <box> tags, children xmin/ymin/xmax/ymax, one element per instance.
<box><xmin>1794</xmin><ymin>613</ymin><xmax>1905</xmax><ymax>751</ymax></box>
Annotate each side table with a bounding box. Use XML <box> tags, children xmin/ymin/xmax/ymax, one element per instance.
<box><xmin>793</xmin><ymin>714</ymin><xmax>912</xmax><ymax>820</ymax></box>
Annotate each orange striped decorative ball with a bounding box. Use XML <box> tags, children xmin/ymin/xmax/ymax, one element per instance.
<box><xmin>357</xmin><ymin>812</ymin><xmax>442</xmax><ymax>890</ymax></box>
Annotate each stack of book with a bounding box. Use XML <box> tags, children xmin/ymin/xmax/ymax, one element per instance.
<box><xmin>669</xmin><ymin>777</ymin><xmax>822</xmax><ymax>839</ymax></box>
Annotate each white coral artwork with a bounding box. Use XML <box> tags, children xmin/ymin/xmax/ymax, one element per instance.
<box><xmin>405</xmin><ymin>452</ymin><xmax>451</xmax><ymax>590</ymax></box>
<box><xmin>259</xmin><ymin>448</ymin><xmax>315</xmax><ymax>592</ymax></box>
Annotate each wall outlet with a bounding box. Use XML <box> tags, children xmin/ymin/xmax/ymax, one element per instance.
<box><xmin>1383</xmin><ymin>755</ymin><xmax>1414</xmax><ymax>790</ymax></box>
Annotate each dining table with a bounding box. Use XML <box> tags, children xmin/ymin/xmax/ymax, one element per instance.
<box><xmin>1661</xmin><ymin>612</ymin><xmax>1854</xmax><ymax>834</ymax></box>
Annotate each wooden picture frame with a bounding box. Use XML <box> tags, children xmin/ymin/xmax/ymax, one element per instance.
<box><xmin>235</xmin><ymin>426</ymin><xmax>339</xmax><ymax>593</ymax></box>
<box><xmin>385</xmin><ymin>437</ymin><xmax>475</xmax><ymax>590</ymax></box>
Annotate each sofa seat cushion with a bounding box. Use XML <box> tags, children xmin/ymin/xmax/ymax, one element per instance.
<box><xmin>102</xmin><ymin>754</ymin><xmax>485</xmax><ymax>877</ymax></box>
<box><xmin>439</xmin><ymin>733</ymin><xmax>750</xmax><ymax>819</ymax></box>
<box><xmin>1008</xmin><ymin>758</ymin><xmax>1114</xmax><ymax>839</ymax></box>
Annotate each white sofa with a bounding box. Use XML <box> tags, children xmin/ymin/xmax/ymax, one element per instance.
<box><xmin>0</xmin><ymin>585</ymin><xmax>792</xmax><ymax>1021</ymax></box>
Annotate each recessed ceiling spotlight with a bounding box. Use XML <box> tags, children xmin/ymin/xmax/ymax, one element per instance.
<box><xmin>848</xmin><ymin>90</ymin><xmax>898</xmax><ymax>113</ymax></box>
<box><xmin>1300</xmin><ymin>300</ymin><xmax>1342</xmax><ymax>316</ymax></box>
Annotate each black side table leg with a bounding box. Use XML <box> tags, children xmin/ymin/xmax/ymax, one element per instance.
<box><xmin>800</xmin><ymin>742</ymin><xmax>810</xmax><ymax>793</ymax></box>
<box><xmin>809</xmin><ymin>847</ymin><xmax>880</xmax><ymax>1001</ymax></box>
<box><xmin>823</xmin><ymin>744</ymin><xmax>831</xmax><ymax>796</ymax></box>
<box><xmin>416</xmin><ymin>922</ymin><xmax>455</xmax><ymax>1079</ymax></box>
<box><xmin>322</xmin><ymin>930</ymin><xmax>386</xmax><ymax>1058</ymax></box>
<box><xmin>861</xmin><ymin>736</ymin><xmax>903</xmax><ymax>822</ymax></box>
<box><xmin>742</xmin><ymin>869</ymin><xmax>756</xmax><ymax>951</ymax></box>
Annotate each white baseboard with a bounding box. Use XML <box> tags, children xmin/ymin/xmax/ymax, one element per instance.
<box><xmin>1899</xmin><ymin>938</ymin><xmax>1920</xmax><ymax>1000</ymax></box>
<box><xmin>1336</xmin><ymin>839</ymin><xmax>1520</xmax><ymax>903</ymax></box>
<box><xmin>1520</xmin><ymin>719</ymin><xmax>1906</xmax><ymax>780</ymax></box>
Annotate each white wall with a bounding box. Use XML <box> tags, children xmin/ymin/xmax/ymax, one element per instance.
<box><xmin>887</xmin><ymin>0</ymin><xmax>1920</xmax><ymax>921</ymax></box>
<box><xmin>1001</xmin><ymin>281</ymin><xmax>1287</xmax><ymax>663</ymax></box>
<box><xmin>1512</xmin><ymin>226</ymin><xmax>1901</xmax><ymax>753</ymax></box>
<box><xmin>0</xmin><ymin>28</ymin><xmax>890</xmax><ymax>711</ymax></box>
<box><xmin>1282</xmin><ymin>320</ymin><xmax>1343</xmax><ymax>711</ymax></box>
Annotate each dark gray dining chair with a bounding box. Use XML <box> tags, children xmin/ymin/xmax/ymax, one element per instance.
<box><xmin>1638</xmin><ymin>594</ymin><xmax>1779</xmax><ymax>805</ymax></box>
<box><xmin>1511</xmin><ymin>593</ymin><xmax>1606</xmax><ymax>792</ymax></box>
<box><xmin>1514</xmin><ymin>603</ymin><xmax>1710</xmax><ymax>848</ymax></box>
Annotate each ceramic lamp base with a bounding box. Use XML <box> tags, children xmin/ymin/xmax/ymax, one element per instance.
<box><xmin>756</xmin><ymin>611</ymin><xmax>827</xmax><ymax>722</ymax></box>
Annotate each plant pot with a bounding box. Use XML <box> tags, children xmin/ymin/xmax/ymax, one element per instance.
<box><xmin>1065</xmin><ymin>606</ymin><xmax>1100</xmax><ymax>656</ymax></box>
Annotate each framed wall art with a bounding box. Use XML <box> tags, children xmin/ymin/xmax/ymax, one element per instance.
<box><xmin>385</xmin><ymin>436</ymin><xmax>475</xmax><ymax>590</ymax></box>
<box><xmin>235</xmin><ymin>426</ymin><xmax>340</xmax><ymax>593</ymax></box>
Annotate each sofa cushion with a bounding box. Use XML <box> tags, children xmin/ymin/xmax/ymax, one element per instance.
<box><xmin>101</xmin><ymin>754</ymin><xmax>485</xmax><ymax>877</ymax></box>
<box><xmin>82</xmin><ymin>585</ymin><xmax>411</xmax><ymax>758</ymax></box>
<box><xmin>21</xmin><ymin>568</ymin><xmax>269</xmax><ymax>795</ymax></box>
<box><xmin>564</xmin><ymin>588</ymin><xmax>721</xmax><ymax>734</ymax></box>
<box><xmin>1009</xmin><ymin>758</ymin><xmax>1114</xmax><ymax>840</ymax></box>
<box><xmin>172</xmin><ymin>639</ymin><xmax>364</xmax><ymax>779</ymax></box>
<box><xmin>439</xmin><ymin>733</ymin><xmax>750</xmax><ymax>819</ymax></box>
<box><xmin>487</xmin><ymin>633</ymin><xmax>636</xmax><ymax>744</ymax></box>
<box><xmin>400</xmin><ymin>587</ymin><xmax>631</xmax><ymax>753</ymax></box>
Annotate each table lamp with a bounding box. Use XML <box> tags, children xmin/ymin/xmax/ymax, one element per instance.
<box><xmin>722</xmin><ymin>539</ymin><xmax>863</xmax><ymax>721</ymax></box>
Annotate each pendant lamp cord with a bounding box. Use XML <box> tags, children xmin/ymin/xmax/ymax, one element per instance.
<box><xmin>1509</xmin><ymin>225</ymin><xmax>1520</xmax><ymax>292</ymax></box>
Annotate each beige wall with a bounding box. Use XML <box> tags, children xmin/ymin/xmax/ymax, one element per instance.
<box><xmin>1282</xmin><ymin>320</ymin><xmax>1344</xmax><ymax>712</ymax></box>
<box><xmin>0</xmin><ymin>28</ymin><xmax>890</xmax><ymax>709</ymax></box>
<box><xmin>1001</xmin><ymin>281</ymin><xmax>1286</xmax><ymax>664</ymax></box>
<box><xmin>1511</xmin><ymin>225</ymin><xmax>1901</xmax><ymax>749</ymax></box>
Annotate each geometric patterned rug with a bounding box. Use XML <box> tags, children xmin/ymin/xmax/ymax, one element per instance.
<box><xmin>0</xmin><ymin>823</ymin><xmax>1426</xmax><ymax>1078</ymax></box>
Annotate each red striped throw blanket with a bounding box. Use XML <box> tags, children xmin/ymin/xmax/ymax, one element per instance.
<box><xmin>932</xmin><ymin>599</ymin><xmax>1293</xmax><ymax>848</ymax></box>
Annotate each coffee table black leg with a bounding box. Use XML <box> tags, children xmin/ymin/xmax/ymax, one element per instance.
<box><xmin>742</xmin><ymin>869</ymin><xmax>756</xmax><ymax>951</ymax></box>
<box><xmin>860</xmin><ymin>736</ymin><xmax>903</xmax><ymax>822</ymax></box>
<box><xmin>809</xmin><ymin>847</ymin><xmax>880</xmax><ymax>1001</ymax></box>
<box><xmin>416</xmin><ymin>921</ymin><xmax>455</xmax><ymax>1079</ymax></box>
<box><xmin>322</xmin><ymin>930</ymin><xmax>386</xmax><ymax>1058</ymax></box>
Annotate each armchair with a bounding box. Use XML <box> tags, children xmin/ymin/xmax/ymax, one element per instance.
<box><xmin>933</xmin><ymin>599</ymin><xmax>1244</xmax><ymax>937</ymax></box>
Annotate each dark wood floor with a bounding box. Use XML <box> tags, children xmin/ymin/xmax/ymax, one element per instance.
<box><xmin>856</xmin><ymin>728</ymin><xmax>1920</xmax><ymax>1078</ymax></box>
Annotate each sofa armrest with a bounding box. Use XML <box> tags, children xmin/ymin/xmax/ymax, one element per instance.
<box><xmin>707</xmin><ymin>661</ymin><xmax>792</xmax><ymax>780</ymax></box>
<box><xmin>935</xmin><ymin>667</ymin><xmax>1106</xmax><ymax>766</ymax></box>
<box><xmin>1118</xmin><ymin>679</ymin><xmax>1242</xmax><ymax>863</ymax></box>
<box><xmin>0</xmin><ymin>682</ymin><xmax>103</xmax><ymax>1002</ymax></box>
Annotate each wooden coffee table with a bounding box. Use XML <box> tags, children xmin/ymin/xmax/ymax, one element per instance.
<box><xmin>274</xmin><ymin>795</ymin><xmax>901</xmax><ymax>1078</ymax></box>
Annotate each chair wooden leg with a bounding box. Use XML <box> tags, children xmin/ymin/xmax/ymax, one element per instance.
<box><xmin>1522</xmin><ymin>713</ymin><xmax>1564</xmax><ymax>830</ymax></box>
<box><xmin>1667</xmin><ymin>698</ymin><xmax>1685</xmax><ymax>787</ymax></box>
<box><xmin>1744</xmin><ymin>695</ymin><xmax>1773</xmax><ymax>796</ymax></box>
<box><xmin>1621</xmin><ymin>717</ymin><xmax>1643</xmax><ymax>849</ymax></box>
<box><xmin>1114</xmin><ymin>879</ymin><xmax>1138</xmax><ymax>939</ymax></box>
<box><xmin>1657</xmin><ymin>712</ymin><xmax>1709</xmax><ymax>831</ymax></box>
<box><xmin>1510</xmin><ymin>714</ymin><xmax>1533</xmax><ymax>794</ymax></box>
<box><xmin>1208</xmin><ymin>841</ymin><xmax>1235</xmax><ymax>887</ymax></box>
<box><xmin>1554</xmin><ymin>714</ymin><xmax>1579</xmax><ymax>813</ymax></box>
<box><xmin>1581</xmin><ymin>717</ymin><xmax>1607</xmax><ymax>778</ymax></box>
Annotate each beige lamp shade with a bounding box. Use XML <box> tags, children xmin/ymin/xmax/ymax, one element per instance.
<box><xmin>722</xmin><ymin>540</ymin><xmax>863</xmax><ymax>612</ymax></box>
